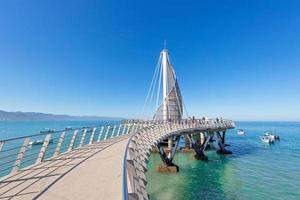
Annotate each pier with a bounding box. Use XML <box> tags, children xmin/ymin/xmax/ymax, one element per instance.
<box><xmin>0</xmin><ymin>48</ymin><xmax>235</xmax><ymax>200</ymax></box>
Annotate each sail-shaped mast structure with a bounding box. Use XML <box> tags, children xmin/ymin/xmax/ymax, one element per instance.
<box><xmin>153</xmin><ymin>49</ymin><xmax>183</xmax><ymax>122</ymax></box>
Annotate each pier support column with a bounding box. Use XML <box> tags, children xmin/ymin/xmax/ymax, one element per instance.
<box><xmin>156</xmin><ymin>136</ymin><xmax>180</xmax><ymax>172</ymax></box>
<box><xmin>216</xmin><ymin>131</ymin><xmax>232</xmax><ymax>154</ymax></box>
<box><xmin>187</xmin><ymin>132</ymin><xmax>211</xmax><ymax>161</ymax></box>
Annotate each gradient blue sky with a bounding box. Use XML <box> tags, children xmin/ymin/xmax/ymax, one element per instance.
<box><xmin>0</xmin><ymin>0</ymin><xmax>299</xmax><ymax>120</ymax></box>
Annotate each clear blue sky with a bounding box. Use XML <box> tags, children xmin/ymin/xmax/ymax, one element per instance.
<box><xmin>0</xmin><ymin>0</ymin><xmax>299</xmax><ymax>121</ymax></box>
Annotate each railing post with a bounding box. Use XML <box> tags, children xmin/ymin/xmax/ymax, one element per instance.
<box><xmin>79</xmin><ymin>128</ymin><xmax>88</xmax><ymax>148</ymax></box>
<box><xmin>89</xmin><ymin>128</ymin><xmax>97</xmax><ymax>144</ymax></box>
<box><xmin>11</xmin><ymin>137</ymin><xmax>30</xmax><ymax>174</ymax></box>
<box><xmin>54</xmin><ymin>131</ymin><xmax>66</xmax><ymax>157</ymax></box>
<box><xmin>97</xmin><ymin>126</ymin><xmax>104</xmax><ymax>142</ymax></box>
<box><xmin>36</xmin><ymin>134</ymin><xmax>52</xmax><ymax>163</ymax></box>
<box><xmin>135</xmin><ymin>122</ymin><xmax>140</xmax><ymax>132</ymax></box>
<box><xmin>68</xmin><ymin>129</ymin><xmax>79</xmax><ymax>151</ymax></box>
<box><xmin>131</xmin><ymin>124</ymin><xmax>136</xmax><ymax>133</ymax></box>
<box><xmin>138</xmin><ymin>122</ymin><xmax>143</xmax><ymax>131</ymax></box>
<box><xmin>111</xmin><ymin>125</ymin><xmax>117</xmax><ymax>138</ymax></box>
<box><xmin>116</xmin><ymin>124</ymin><xmax>122</xmax><ymax>136</ymax></box>
<box><xmin>0</xmin><ymin>141</ymin><xmax>4</xmax><ymax>152</ymax></box>
<box><xmin>104</xmin><ymin>126</ymin><xmax>111</xmax><ymax>140</ymax></box>
<box><xmin>122</xmin><ymin>124</ymin><xmax>127</xmax><ymax>135</ymax></box>
<box><xmin>126</xmin><ymin>124</ymin><xmax>131</xmax><ymax>135</ymax></box>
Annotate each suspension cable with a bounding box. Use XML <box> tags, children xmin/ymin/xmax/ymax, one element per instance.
<box><xmin>141</xmin><ymin>55</ymin><xmax>161</xmax><ymax>117</ymax></box>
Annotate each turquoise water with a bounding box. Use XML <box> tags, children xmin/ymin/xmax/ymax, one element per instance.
<box><xmin>0</xmin><ymin>120</ymin><xmax>120</xmax><ymax>140</ymax></box>
<box><xmin>0</xmin><ymin>120</ymin><xmax>121</xmax><ymax>177</ymax></box>
<box><xmin>146</xmin><ymin>122</ymin><xmax>300</xmax><ymax>200</ymax></box>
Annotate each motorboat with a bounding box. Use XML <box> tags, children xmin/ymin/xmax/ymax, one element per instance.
<box><xmin>29</xmin><ymin>139</ymin><xmax>53</xmax><ymax>146</ymax></box>
<box><xmin>237</xmin><ymin>129</ymin><xmax>245</xmax><ymax>135</ymax></box>
<box><xmin>260</xmin><ymin>135</ymin><xmax>274</xmax><ymax>144</ymax></box>
<box><xmin>264</xmin><ymin>131</ymin><xmax>280</xmax><ymax>140</ymax></box>
<box><xmin>264</xmin><ymin>132</ymin><xmax>275</xmax><ymax>140</ymax></box>
<box><xmin>65</xmin><ymin>126</ymin><xmax>72</xmax><ymax>131</ymax></box>
<box><xmin>40</xmin><ymin>128</ymin><xmax>56</xmax><ymax>133</ymax></box>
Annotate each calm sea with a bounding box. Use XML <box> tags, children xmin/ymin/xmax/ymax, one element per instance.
<box><xmin>146</xmin><ymin>121</ymin><xmax>300</xmax><ymax>200</ymax></box>
<box><xmin>0</xmin><ymin>120</ymin><xmax>120</xmax><ymax>140</ymax></box>
<box><xmin>1</xmin><ymin>121</ymin><xmax>299</xmax><ymax>199</ymax></box>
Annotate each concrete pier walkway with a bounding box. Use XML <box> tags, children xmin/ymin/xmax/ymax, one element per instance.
<box><xmin>0</xmin><ymin>136</ymin><xmax>129</xmax><ymax>200</ymax></box>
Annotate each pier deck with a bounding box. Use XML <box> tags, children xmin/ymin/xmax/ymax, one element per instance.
<box><xmin>0</xmin><ymin>136</ymin><xmax>129</xmax><ymax>200</ymax></box>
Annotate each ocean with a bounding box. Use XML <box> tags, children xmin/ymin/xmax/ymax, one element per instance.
<box><xmin>0</xmin><ymin>121</ymin><xmax>299</xmax><ymax>199</ymax></box>
<box><xmin>0</xmin><ymin>120</ymin><xmax>120</xmax><ymax>140</ymax></box>
<box><xmin>146</xmin><ymin>121</ymin><xmax>300</xmax><ymax>200</ymax></box>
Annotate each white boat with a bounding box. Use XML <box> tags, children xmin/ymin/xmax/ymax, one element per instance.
<box><xmin>29</xmin><ymin>140</ymin><xmax>44</xmax><ymax>146</ymax></box>
<box><xmin>260</xmin><ymin>135</ymin><xmax>275</xmax><ymax>144</ymax></box>
<box><xmin>264</xmin><ymin>133</ymin><xmax>275</xmax><ymax>140</ymax></box>
<box><xmin>40</xmin><ymin>128</ymin><xmax>56</xmax><ymax>133</ymax></box>
<box><xmin>29</xmin><ymin>139</ymin><xmax>53</xmax><ymax>146</ymax></box>
<box><xmin>264</xmin><ymin>131</ymin><xmax>280</xmax><ymax>140</ymax></box>
<box><xmin>237</xmin><ymin>129</ymin><xmax>245</xmax><ymax>135</ymax></box>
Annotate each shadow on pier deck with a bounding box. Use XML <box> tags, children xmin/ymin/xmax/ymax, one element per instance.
<box><xmin>0</xmin><ymin>136</ymin><xmax>129</xmax><ymax>200</ymax></box>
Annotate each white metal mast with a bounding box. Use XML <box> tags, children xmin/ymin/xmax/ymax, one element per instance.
<box><xmin>161</xmin><ymin>49</ymin><xmax>169</xmax><ymax>121</ymax></box>
<box><xmin>144</xmin><ymin>47</ymin><xmax>184</xmax><ymax>121</ymax></box>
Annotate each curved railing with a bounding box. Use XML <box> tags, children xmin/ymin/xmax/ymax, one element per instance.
<box><xmin>0</xmin><ymin>122</ymin><xmax>142</xmax><ymax>179</ymax></box>
<box><xmin>0</xmin><ymin>118</ymin><xmax>235</xmax><ymax>198</ymax></box>
<box><xmin>122</xmin><ymin>119</ymin><xmax>235</xmax><ymax>200</ymax></box>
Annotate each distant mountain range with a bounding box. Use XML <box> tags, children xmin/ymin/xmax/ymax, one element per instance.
<box><xmin>0</xmin><ymin>110</ymin><xmax>123</xmax><ymax>121</ymax></box>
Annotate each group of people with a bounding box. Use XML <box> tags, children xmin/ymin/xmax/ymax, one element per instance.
<box><xmin>186</xmin><ymin>116</ymin><xmax>224</xmax><ymax>124</ymax></box>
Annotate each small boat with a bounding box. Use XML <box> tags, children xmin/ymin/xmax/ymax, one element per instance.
<box><xmin>29</xmin><ymin>139</ymin><xmax>53</xmax><ymax>146</ymax></box>
<box><xmin>260</xmin><ymin>135</ymin><xmax>274</xmax><ymax>144</ymax></box>
<box><xmin>40</xmin><ymin>128</ymin><xmax>56</xmax><ymax>133</ymax></box>
<box><xmin>237</xmin><ymin>129</ymin><xmax>245</xmax><ymax>135</ymax></box>
<box><xmin>65</xmin><ymin>126</ymin><xmax>72</xmax><ymax>131</ymax></box>
<box><xmin>264</xmin><ymin>131</ymin><xmax>280</xmax><ymax>140</ymax></box>
<box><xmin>264</xmin><ymin>133</ymin><xmax>275</xmax><ymax>140</ymax></box>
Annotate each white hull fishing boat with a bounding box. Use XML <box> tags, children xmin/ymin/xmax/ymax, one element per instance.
<box><xmin>260</xmin><ymin>135</ymin><xmax>275</xmax><ymax>144</ymax></box>
<box><xmin>264</xmin><ymin>131</ymin><xmax>280</xmax><ymax>140</ymax></box>
<box><xmin>29</xmin><ymin>139</ymin><xmax>53</xmax><ymax>146</ymax></box>
<box><xmin>237</xmin><ymin>129</ymin><xmax>245</xmax><ymax>135</ymax></box>
<box><xmin>260</xmin><ymin>131</ymin><xmax>280</xmax><ymax>143</ymax></box>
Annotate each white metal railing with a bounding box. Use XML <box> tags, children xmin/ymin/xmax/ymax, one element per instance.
<box><xmin>0</xmin><ymin>118</ymin><xmax>235</xmax><ymax>198</ymax></box>
<box><xmin>0</xmin><ymin>122</ymin><xmax>146</xmax><ymax>179</ymax></box>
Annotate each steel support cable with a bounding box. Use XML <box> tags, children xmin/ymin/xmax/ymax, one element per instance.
<box><xmin>148</xmin><ymin>56</ymin><xmax>162</xmax><ymax>116</ymax></box>
<box><xmin>22</xmin><ymin>149</ymin><xmax>43</xmax><ymax>158</ymax></box>
<box><xmin>155</xmin><ymin>61</ymin><xmax>163</xmax><ymax>110</ymax></box>
<box><xmin>142</xmin><ymin>55</ymin><xmax>161</xmax><ymax>118</ymax></box>
<box><xmin>0</xmin><ymin>146</ymin><xmax>21</xmax><ymax>153</ymax></box>
<box><xmin>143</xmin><ymin>54</ymin><xmax>160</xmax><ymax>111</ymax></box>
<box><xmin>43</xmin><ymin>146</ymin><xmax>60</xmax><ymax>158</ymax></box>
<box><xmin>18</xmin><ymin>156</ymin><xmax>40</xmax><ymax>166</ymax></box>
<box><xmin>0</xmin><ymin>158</ymin><xmax>17</xmax><ymax>168</ymax></box>
<box><xmin>0</xmin><ymin>165</ymin><xmax>15</xmax><ymax>174</ymax></box>
<box><xmin>0</xmin><ymin>152</ymin><xmax>19</xmax><ymax>160</ymax></box>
